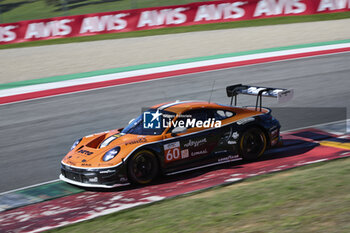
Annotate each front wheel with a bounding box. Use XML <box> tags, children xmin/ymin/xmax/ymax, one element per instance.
<box><xmin>238</xmin><ymin>127</ymin><xmax>267</xmax><ymax>161</ymax></box>
<box><xmin>127</xmin><ymin>150</ymin><xmax>159</xmax><ymax>185</ymax></box>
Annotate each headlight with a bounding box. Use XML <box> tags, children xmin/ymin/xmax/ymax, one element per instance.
<box><xmin>103</xmin><ymin>146</ymin><xmax>120</xmax><ymax>161</ymax></box>
<box><xmin>70</xmin><ymin>138</ymin><xmax>82</xmax><ymax>151</ymax></box>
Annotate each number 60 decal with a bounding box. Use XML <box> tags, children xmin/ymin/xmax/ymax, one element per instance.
<box><xmin>164</xmin><ymin>141</ymin><xmax>181</xmax><ymax>163</ymax></box>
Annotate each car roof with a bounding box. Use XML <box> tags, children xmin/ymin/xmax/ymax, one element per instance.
<box><xmin>151</xmin><ymin>100</ymin><xmax>270</xmax><ymax>115</ymax></box>
<box><xmin>151</xmin><ymin>101</ymin><xmax>231</xmax><ymax>114</ymax></box>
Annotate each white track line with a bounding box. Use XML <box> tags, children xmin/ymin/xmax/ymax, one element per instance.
<box><xmin>0</xmin><ymin>179</ymin><xmax>60</xmax><ymax>196</ymax></box>
<box><xmin>1</xmin><ymin>42</ymin><xmax>350</xmax><ymax>98</ymax></box>
<box><xmin>1</xmin><ymin>49</ymin><xmax>350</xmax><ymax>108</ymax></box>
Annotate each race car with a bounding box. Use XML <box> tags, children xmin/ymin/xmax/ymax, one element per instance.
<box><xmin>60</xmin><ymin>84</ymin><xmax>293</xmax><ymax>188</ymax></box>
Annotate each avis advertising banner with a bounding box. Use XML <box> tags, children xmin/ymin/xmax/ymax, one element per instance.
<box><xmin>1</xmin><ymin>0</ymin><xmax>349</xmax><ymax>44</ymax></box>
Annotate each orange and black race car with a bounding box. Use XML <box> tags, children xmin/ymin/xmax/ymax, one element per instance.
<box><xmin>60</xmin><ymin>84</ymin><xmax>293</xmax><ymax>188</ymax></box>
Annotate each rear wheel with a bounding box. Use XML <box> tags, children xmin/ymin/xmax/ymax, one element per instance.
<box><xmin>238</xmin><ymin>127</ymin><xmax>267</xmax><ymax>161</ymax></box>
<box><xmin>127</xmin><ymin>150</ymin><xmax>159</xmax><ymax>185</ymax></box>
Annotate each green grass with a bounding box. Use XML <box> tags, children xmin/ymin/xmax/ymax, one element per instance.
<box><xmin>2</xmin><ymin>11</ymin><xmax>350</xmax><ymax>50</ymax></box>
<box><xmin>49</xmin><ymin>157</ymin><xmax>350</xmax><ymax>233</ymax></box>
<box><xmin>0</xmin><ymin>0</ymin><xmax>204</xmax><ymax>23</ymax></box>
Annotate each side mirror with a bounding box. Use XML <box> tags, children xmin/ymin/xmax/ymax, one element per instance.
<box><xmin>171</xmin><ymin>127</ymin><xmax>187</xmax><ymax>137</ymax></box>
<box><xmin>128</xmin><ymin>118</ymin><xmax>135</xmax><ymax>125</ymax></box>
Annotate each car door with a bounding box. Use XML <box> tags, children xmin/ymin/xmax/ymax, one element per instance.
<box><xmin>210</xmin><ymin>108</ymin><xmax>241</xmax><ymax>160</ymax></box>
<box><xmin>161</xmin><ymin>108</ymin><xmax>226</xmax><ymax>172</ymax></box>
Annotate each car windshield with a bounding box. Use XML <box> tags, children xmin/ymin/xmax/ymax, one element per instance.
<box><xmin>122</xmin><ymin>109</ymin><xmax>176</xmax><ymax>135</ymax></box>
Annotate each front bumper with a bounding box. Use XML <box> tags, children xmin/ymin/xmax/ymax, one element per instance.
<box><xmin>60</xmin><ymin>163</ymin><xmax>129</xmax><ymax>188</ymax></box>
<box><xmin>59</xmin><ymin>175</ymin><xmax>129</xmax><ymax>188</ymax></box>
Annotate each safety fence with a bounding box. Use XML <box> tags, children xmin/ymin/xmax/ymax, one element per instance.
<box><xmin>1</xmin><ymin>0</ymin><xmax>349</xmax><ymax>44</ymax></box>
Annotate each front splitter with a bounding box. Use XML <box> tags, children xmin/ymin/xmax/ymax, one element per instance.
<box><xmin>59</xmin><ymin>174</ymin><xmax>129</xmax><ymax>189</ymax></box>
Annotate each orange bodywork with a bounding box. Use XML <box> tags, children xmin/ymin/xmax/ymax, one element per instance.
<box><xmin>62</xmin><ymin>101</ymin><xmax>267</xmax><ymax>169</ymax></box>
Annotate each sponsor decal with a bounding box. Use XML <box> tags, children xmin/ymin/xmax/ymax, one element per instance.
<box><xmin>237</xmin><ymin>118</ymin><xmax>255</xmax><ymax>125</ymax></box>
<box><xmin>98</xmin><ymin>163</ymin><xmax>114</xmax><ymax>166</ymax></box>
<box><xmin>84</xmin><ymin>173</ymin><xmax>96</xmax><ymax>176</ymax></box>
<box><xmin>100</xmin><ymin>169</ymin><xmax>116</xmax><ymax>174</ymax></box>
<box><xmin>242</xmin><ymin>86</ymin><xmax>289</xmax><ymax>100</ymax></box>
<box><xmin>218</xmin><ymin>155</ymin><xmax>240</xmax><ymax>162</ymax></box>
<box><xmin>77</xmin><ymin>149</ymin><xmax>93</xmax><ymax>155</ymax></box>
<box><xmin>125</xmin><ymin>137</ymin><xmax>147</xmax><ymax>145</ymax></box>
<box><xmin>0</xmin><ymin>25</ymin><xmax>17</xmax><ymax>42</ymax></box>
<box><xmin>194</xmin><ymin>2</ymin><xmax>247</xmax><ymax>22</ymax></box>
<box><xmin>66</xmin><ymin>161</ymin><xmax>75</xmax><ymax>166</ymax></box>
<box><xmin>191</xmin><ymin>149</ymin><xmax>208</xmax><ymax>157</ymax></box>
<box><xmin>80</xmin><ymin>14</ymin><xmax>129</xmax><ymax>33</ymax></box>
<box><xmin>164</xmin><ymin>141</ymin><xmax>181</xmax><ymax>163</ymax></box>
<box><xmin>214</xmin><ymin>150</ymin><xmax>230</xmax><ymax>155</ymax></box>
<box><xmin>2</xmin><ymin>1</ymin><xmax>350</xmax><ymax>45</ymax></box>
<box><xmin>181</xmin><ymin>149</ymin><xmax>189</xmax><ymax>159</ymax></box>
<box><xmin>232</xmin><ymin>132</ymin><xmax>239</xmax><ymax>139</ymax></box>
<box><xmin>227</xmin><ymin>140</ymin><xmax>237</xmax><ymax>145</ymax></box>
<box><xmin>279</xmin><ymin>89</ymin><xmax>292</xmax><ymax>96</ymax></box>
<box><xmin>119</xmin><ymin>177</ymin><xmax>128</xmax><ymax>182</ymax></box>
<box><xmin>164</xmin><ymin>141</ymin><xmax>180</xmax><ymax>150</ymax></box>
<box><xmin>88</xmin><ymin>177</ymin><xmax>98</xmax><ymax>182</ymax></box>
<box><xmin>137</xmin><ymin>7</ymin><xmax>187</xmax><ymax>28</ymax></box>
<box><xmin>317</xmin><ymin>0</ymin><xmax>350</xmax><ymax>12</ymax></box>
<box><xmin>183</xmin><ymin>138</ymin><xmax>207</xmax><ymax>148</ymax></box>
<box><xmin>25</xmin><ymin>19</ymin><xmax>73</xmax><ymax>39</ymax></box>
<box><xmin>227</xmin><ymin>131</ymin><xmax>239</xmax><ymax>144</ymax></box>
<box><xmin>82</xmin><ymin>163</ymin><xmax>92</xmax><ymax>166</ymax></box>
<box><xmin>253</xmin><ymin>0</ymin><xmax>306</xmax><ymax>17</ymax></box>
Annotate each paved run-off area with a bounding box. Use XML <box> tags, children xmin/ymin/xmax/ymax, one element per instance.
<box><xmin>0</xmin><ymin>19</ymin><xmax>350</xmax><ymax>83</ymax></box>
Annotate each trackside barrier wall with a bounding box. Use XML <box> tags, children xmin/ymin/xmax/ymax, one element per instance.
<box><xmin>1</xmin><ymin>0</ymin><xmax>350</xmax><ymax>44</ymax></box>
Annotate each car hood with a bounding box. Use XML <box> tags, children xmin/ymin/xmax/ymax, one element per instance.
<box><xmin>62</xmin><ymin>129</ymin><xmax>160</xmax><ymax>168</ymax></box>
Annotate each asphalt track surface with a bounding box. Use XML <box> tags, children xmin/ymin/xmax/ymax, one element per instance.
<box><xmin>1</xmin><ymin>52</ymin><xmax>350</xmax><ymax>193</ymax></box>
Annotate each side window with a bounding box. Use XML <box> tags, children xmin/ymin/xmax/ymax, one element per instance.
<box><xmin>186</xmin><ymin>109</ymin><xmax>209</xmax><ymax>123</ymax></box>
<box><xmin>171</xmin><ymin>109</ymin><xmax>210</xmax><ymax>130</ymax></box>
<box><xmin>214</xmin><ymin>109</ymin><xmax>235</xmax><ymax>120</ymax></box>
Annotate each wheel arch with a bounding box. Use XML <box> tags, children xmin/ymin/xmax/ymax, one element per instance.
<box><xmin>236</xmin><ymin>122</ymin><xmax>270</xmax><ymax>151</ymax></box>
<box><xmin>246</xmin><ymin>123</ymin><xmax>271</xmax><ymax>149</ymax></box>
<box><xmin>127</xmin><ymin>144</ymin><xmax>164</xmax><ymax>174</ymax></box>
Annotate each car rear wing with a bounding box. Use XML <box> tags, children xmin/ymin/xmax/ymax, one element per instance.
<box><xmin>226</xmin><ymin>84</ymin><xmax>294</xmax><ymax>111</ymax></box>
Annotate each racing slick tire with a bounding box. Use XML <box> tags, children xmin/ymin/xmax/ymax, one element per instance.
<box><xmin>127</xmin><ymin>150</ymin><xmax>159</xmax><ymax>185</ymax></box>
<box><xmin>238</xmin><ymin>127</ymin><xmax>267</xmax><ymax>161</ymax></box>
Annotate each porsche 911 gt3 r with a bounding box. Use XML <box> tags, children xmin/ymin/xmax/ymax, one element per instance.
<box><xmin>60</xmin><ymin>84</ymin><xmax>293</xmax><ymax>188</ymax></box>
